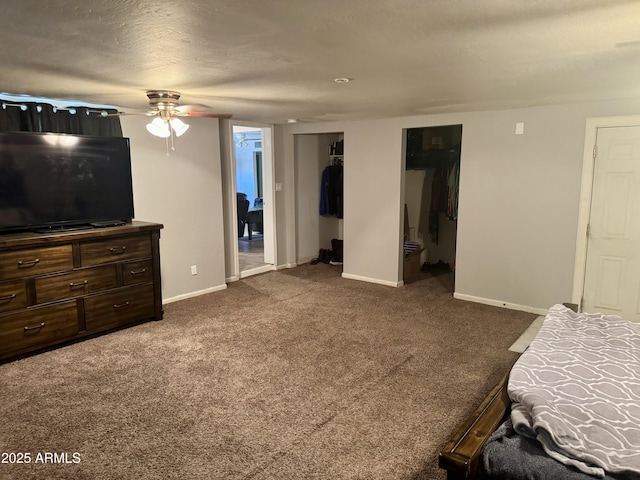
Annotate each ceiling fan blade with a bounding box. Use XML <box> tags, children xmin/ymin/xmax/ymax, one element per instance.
<box><xmin>184</xmin><ymin>111</ymin><xmax>233</xmax><ymax>119</ymax></box>
<box><xmin>174</xmin><ymin>104</ymin><xmax>232</xmax><ymax>118</ymax></box>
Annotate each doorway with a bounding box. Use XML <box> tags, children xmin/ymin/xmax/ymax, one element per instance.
<box><xmin>573</xmin><ymin>117</ymin><xmax>640</xmax><ymax>321</ymax></box>
<box><xmin>231</xmin><ymin>123</ymin><xmax>276</xmax><ymax>278</ymax></box>
<box><xmin>402</xmin><ymin>125</ymin><xmax>462</xmax><ymax>287</ymax></box>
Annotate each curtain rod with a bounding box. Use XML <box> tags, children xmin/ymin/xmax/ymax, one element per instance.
<box><xmin>1</xmin><ymin>102</ymin><xmax>111</xmax><ymax>116</ymax></box>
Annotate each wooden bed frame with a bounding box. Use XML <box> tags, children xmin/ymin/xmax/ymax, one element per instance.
<box><xmin>438</xmin><ymin>370</ymin><xmax>513</xmax><ymax>480</ymax></box>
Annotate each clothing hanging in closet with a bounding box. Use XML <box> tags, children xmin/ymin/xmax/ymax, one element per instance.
<box><xmin>429</xmin><ymin>160</ymin><xmax>459</xmax><ymax>244</ymax></box>
<box><xmin>320</xmin><ymin>162</ymin><xmax>343</xmax><ymax>219</ymax></box>
<box><xmin>447</xmin><ymin>161</ymin><xmax>460</xmax><ymax>220</ymax></box>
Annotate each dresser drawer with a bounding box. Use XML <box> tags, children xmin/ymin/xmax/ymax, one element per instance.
<box><xmin>0</xmin><ymin>301</ymin><xmax>78</xmax><ymax>357</ymax></box>
<box><xmin>80</xmin><ymin>235</ymin><xmax>152</xmax><ymax>266</ymax></box>
<box><xmin>122</xmin><ymin>259</ymin><xmax>154</xmax><ymax>286</ymax></box>
<box><xmin>0</xmin><ymin>280</ymin><xmax>27</xmax><ymax>314</ymax></box>
<box><xmin>0</xmin><ymin>245</ymin><xmax>73</xmax><ymax>280</ymax></box>
<box><xmin>84</xmin><ymin>283</ymin><xmax>155</xmax><ymax>333</ymax></box>
<box><xmin>35</xmin><ymin>265</ymin><xmax>118</xmax><ymax>305</ymax></box>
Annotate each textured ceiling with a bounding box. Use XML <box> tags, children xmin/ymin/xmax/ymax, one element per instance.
<box><xmin>2</xmin><ymin>0</ymin><xmax>640</xmax><ymax>124</ymax></box>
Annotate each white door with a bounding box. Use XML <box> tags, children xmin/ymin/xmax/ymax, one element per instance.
<box><xmin>583</xmin><ymin>125</ymin><xmax>640</xmax><ymax>321</ymax></box>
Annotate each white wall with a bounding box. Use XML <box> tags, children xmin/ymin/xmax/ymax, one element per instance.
<box><xmin>343</xmin><ymin>121</ymin><xmax>405</xmax><ymax>286</ymax></box>
<box><xmin>118</xmin><ymin>96</ymin><xmax>640</xmax><ymax>314</ymax></box>
<box><xmin>404</xmin><ymin>170</ymin><xmax>425</xmax><ymax>244</ymax></box>
<box><xmin>120</xmin><ymin>115</ymin><xmax>227</xmax><ymax>302</ymax></box>
<box><xmin>281</xmin><ymin>97</ymin><xmax>640</xmax><ymax>311</ymax></box>
<box><xmin>295</xmin><ymin>135</ymin><xmax>321</xmax><ymax>263</ymax></box>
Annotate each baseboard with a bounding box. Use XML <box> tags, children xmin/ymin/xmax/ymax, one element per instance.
<box><xmin>163</xmin><ymin>284</ymin><xmax>228</xmax><ymax>304</ymax></box>
<box><xmin>296</xmin><ymin>257</ymin><xmax>314</xmax><ymax>265</ymax></box>
<box><xmin>276</xmin><ymin>263</ymin><xmax>297</xmax><ymax>270</ymax></box>
<box><xmin>225</xmin><ymin>275</ymin><xmax>240</xmax><ymax>283</ymax></box>
<box><xmin>341</xmin><ymin>272</ymin><xmax>402</xmax><ymax>288</ymax></box>
<box><xmin>239</xmin><ymin>265</ymin><xmax>275</xmax><ymax>278</ymax></box>
<box><xmin>453</xmin><ymin>293</ymin><xmax>548</xmax><ymax>315</ymax></box>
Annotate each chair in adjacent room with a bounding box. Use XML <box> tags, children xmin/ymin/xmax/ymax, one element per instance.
<box><xmin>237</xmin><ymin>192</ymin><xmax>250</xmax><ymax>237</ymax></box>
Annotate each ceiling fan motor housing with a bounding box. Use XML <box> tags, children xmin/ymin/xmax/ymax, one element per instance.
<box><xmin>143</xmin><ymin>90</ymin><xmax>231</xmax><ymax>119</ymax></box>
<box><xmin>146</xmin><ymin>90</ymin><xmax>182</xmax><ymax>112</ymax></box>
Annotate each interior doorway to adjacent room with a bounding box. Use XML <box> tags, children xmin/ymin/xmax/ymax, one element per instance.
<box><xmin>231</xmin><ymin>123</ymin><xmax>275</xmax><ymax>277</ymax></box>
<box><xmin>574</xmin><ymin>117</ymin><xmax>640</xmax><ymax>321</ymax></box>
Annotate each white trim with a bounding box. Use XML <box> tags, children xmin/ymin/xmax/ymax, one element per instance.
<box><xmin>226</xmin><ymin>120</ymin><xmax>278</xmax><ymax>280</ymax></box>
<box><xmin>261</xmin><ymin>125</ymin><xmax>277</xmax><ymax>266</ymax></box>
<box><xmin>225</xmin><ymin>275</ymin><xmax>240</xmax><ymax>283</ymax></box>
<box><xmin>283</xmin><ymin>131</ymin><xmax>298</xmax><ymax>268</ymax></box>
<box><xmin>453</xmin><ymin>293</ymin><xmax>548</xmax><ymax>315</ymax></box>
<box><xmin>341</xmin><ymin>272</ymin><xmax>403</xmax><ymax>288</ymax></box>
<box><xmin>276</xmin><ymin>263</ymin><xmax>298</xmax><ymax>270</ymax></box>
<box><xmin>219</xmin><ymin>120</ymin><xmax>241</xmax><ymax>280</ymax></box>
<box><xmin>572</xmin><ymin>115</ymin><xmax>640</xmax><ymax>309</ymax></box>
<box><xmin>163</xmin><ymin>284</ymin><xmax>227</xmax><ymax>304</ymax></box>
<box><xmin>239</xmin><ymin>264</ymin><xmax>275</xmax><ymax>278</ymax></box>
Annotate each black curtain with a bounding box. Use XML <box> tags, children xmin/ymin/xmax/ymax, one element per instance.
<box><xmin>0</xmin><ymin>101</ymin><xmax>123</xmax><ymax>137</ymax></box>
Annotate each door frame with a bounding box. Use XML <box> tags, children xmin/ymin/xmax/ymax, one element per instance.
<box><xmin>571</xmin><ymin>114</ymin><xmax>640</xmax><ymax>308</ymax></box>
<box><xmin>223</xmin><ymin>120</ymin><xmax>277</xmax><ymax>281</ymax></box>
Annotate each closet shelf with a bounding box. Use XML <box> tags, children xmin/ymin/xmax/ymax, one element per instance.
<box><xmin>406</xmin><ymin>148</ymin><xmax>459</xmax><ymax>170</ymax></box>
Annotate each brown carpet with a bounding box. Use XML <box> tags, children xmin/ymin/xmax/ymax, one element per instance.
<box><xmin>0</xmin><ymin>264</ymin><xmax>535</xmax><ymax>480</ymax></box>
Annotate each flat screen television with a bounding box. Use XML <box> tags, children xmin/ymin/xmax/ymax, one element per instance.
<box><xmin>0</xmin><ymin>131</ymin><xmax>134</xmax><ymax>233</ymax></box>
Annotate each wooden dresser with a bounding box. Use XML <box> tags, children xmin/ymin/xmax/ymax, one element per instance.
<box><xmin>0</xmin><ymin>221</ymin><xmax>163</xmax><ymax>361</ymax></box>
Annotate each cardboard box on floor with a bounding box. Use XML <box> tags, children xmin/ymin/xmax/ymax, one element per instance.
<box><xmin>403</xmin><ymin>204</ymin><xmax>423</xmax><ymax>284</ymax></box>
<box><xmin>404</xmin><ymin>253</ymin><xmax>421</xmax><ymax>283</ymax></box>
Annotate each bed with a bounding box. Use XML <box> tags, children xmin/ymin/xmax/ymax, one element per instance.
<box><xmin>439</xmin><ymin>304</ymin><xmax>640</xmax><ymax>480</ymax></box>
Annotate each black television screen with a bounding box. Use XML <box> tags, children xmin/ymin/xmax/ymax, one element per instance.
<box><xmin>0</xmin><ymin>132</ymin><xmax>134</xmax><ymax>233</ymax></box>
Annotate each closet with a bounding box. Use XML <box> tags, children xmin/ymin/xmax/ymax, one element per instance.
<box><xmin>294</xmin><ymin>133</ymin><xmax>344</xmax><ymax>264</ymax></box>
<box><xmin>403</xmin><ymin>125</ymin><xmax>462</xmax><ymax>283</ymax></box>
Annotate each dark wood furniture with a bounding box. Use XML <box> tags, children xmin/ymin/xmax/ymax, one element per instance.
<box><xmin>245</xmin><ymin>207</ymin><xmax>263</xmax><ymax>240</ymax></box>
<box><xmin>439</xmin><ymin>369</ymin><xmax>513</xmax><ymax>480</ymax></box>
<box><xmin>0</xmin><ymin>221</ymin><xmax>163</xmax><ymax>362</ymax></box>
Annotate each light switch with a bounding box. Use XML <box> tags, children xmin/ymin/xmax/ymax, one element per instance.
<box><xmin>515</xmin><ymin>122</ymin><xmax>525</xmax><ymax>135</ymax></box>
<box><xmin>275</xmin><ymin>183</ymin><xmax>283</xmax><ymax>191</ymax></box>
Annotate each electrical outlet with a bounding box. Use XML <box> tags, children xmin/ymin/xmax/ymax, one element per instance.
<box><xmin>190</xmin><ymin>265</ymin><xmax>197</xmax><ymax>275</ymax></box>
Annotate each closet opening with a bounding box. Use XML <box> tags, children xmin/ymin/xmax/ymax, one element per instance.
<box><xmin>402</xmin><ymin>125</ymin><xmax>462</xmax><ymax>290</ymax></box>
<box><xmin>294</xmin><ymin>132</ymin><xmax>344</xmax><ymax>268</ymax></box>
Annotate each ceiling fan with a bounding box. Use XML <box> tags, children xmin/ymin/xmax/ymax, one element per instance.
<box><xmin>118</xmin><ymin>90</ymin><xmax>231</xmax><ymax>155</ymax></box>
<box><xmin>138</xmin><ymin>90</ymin><xmax>232</xmax><ymax>139</ymax></box>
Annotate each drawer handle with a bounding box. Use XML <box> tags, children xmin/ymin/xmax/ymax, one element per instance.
<box><xmin>69</xmin><ymin>280</ymin><xmax>89</xmax><ymax>289</ymax></box>
<box><xmin>109</xmin><ymin>246</ymin><xmax>127</xmax><ymax>255</ymax></box>
<box><xmin>17</xmin><ymin>258</ymin><xmax>40</xmax><ymax>267</ymax></box>
<box><xmin>130</xmin><ymin>268</ymin><xmax>147</xmax><ymax>276</ymax></box>
<box><xmin>113</xmin><ymin>302</ymin><xmax>130</xmax><ymax>310</ymax></box>
<box><xmin>0</xmin><ymin>293</ymin><xmax>16</xmax><ymax>302</ymax></box>
<box><xmin>24</xmin><ymin>322</ymin><xmax>46</xmax><ymax>332</ymax></box>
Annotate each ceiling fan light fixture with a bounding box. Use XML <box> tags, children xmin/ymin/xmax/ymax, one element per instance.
<box><xmin>146</xmin><ymin>117</ymin><xmax>171</xmax><ymax>138</ymax></box>
<box><xmin>170</xmin><ymin>117</ymin><xmax>190</xmax><ymax>137</ymax></box>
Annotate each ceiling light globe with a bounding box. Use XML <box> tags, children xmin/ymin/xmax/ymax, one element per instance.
<box><xmin>146</xmin><ymin>117</ymin><xmax>170</xmax><ymax>138</ymax></box>
<box><xmin>170</xmin><ymin>117</ymin><xmax>190</xmax><ymax>137</ymax></box>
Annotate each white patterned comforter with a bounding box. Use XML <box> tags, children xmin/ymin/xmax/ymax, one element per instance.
<box><xmin>508</xmin><ymin>304</ymin><xmax>640</xmax><ymax>478</ymax></box>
